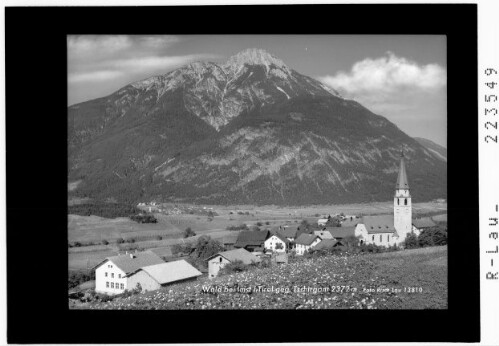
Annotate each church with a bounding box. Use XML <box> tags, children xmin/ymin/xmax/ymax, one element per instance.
<box><xmin>347</xmin><ymin>152</ymin><xmax>419</xmax><ymax>247</ymax></box>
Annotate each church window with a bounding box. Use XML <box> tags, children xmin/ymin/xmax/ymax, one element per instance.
<box><xmin>404</xmin><ymin>199</ymin><xmax>407</xmax><ymax>205</ymax></box>
<box><xmin>388</xmin><ymin>235</ymin><xmax>390</xmax><ymax>242</ymax></box>
<box><xmin>380</xmin><ymin>235</ymin><xmax>382</xmax><ymax>242</ymax></box>
<box><xmin>397</xmin><ymin>199</ymin><xmax>399</xmax><ymax>205</ymax></box>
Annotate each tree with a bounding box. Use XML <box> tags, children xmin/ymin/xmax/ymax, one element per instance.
<box><xmin>418</xmin><ymin>227</ymin><xmax>447</xmax><ymax>247</ymax></box>
<box><xmin>183</xmin><ymin>227</ymin><xmax>196</xmax><ymax>238</ymax></box>
<box><xmin>193</xmin><ymin>235</ymin><xmax>224</xmax><ymax>260</ymax></box>
<box><xmin>342</xmin><ymin>235</ymin><xmax>359</xmax><ymax>249</ymax></box>
<box><xmin>404</xmin><ymin>232</ymin><xmax>419</xmax><ymax>249</ymax></box>
<box><xmin>325</xmin><ymin>216</ymin><xmax>341</xmax><ymax>227</ymax></box>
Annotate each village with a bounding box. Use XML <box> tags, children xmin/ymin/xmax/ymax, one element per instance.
<box><xmin>69</xmin><ymin>153</ymin><xmax>447</xmax><ymax>303</ymax></box>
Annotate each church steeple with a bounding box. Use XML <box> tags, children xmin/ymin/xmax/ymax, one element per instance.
<box><xmin>393</xmin><ymin>150</ymin><xmax>412</xmax><ymax>244</ymax></box>
<box><xmin>396</xmin><ymin>151</ymin><xmax>409</xmax><ymax>190</ymax></box>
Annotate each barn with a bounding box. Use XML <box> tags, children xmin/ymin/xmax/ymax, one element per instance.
<box><xmin>126</xmin><ymin>260</ymin><xmax>202</xmax><ymax>293</ymax></box>
<box><xmin>207</xmin><ymin>248</ymin><xmax>261</xmax><ymax>279</ymax></box>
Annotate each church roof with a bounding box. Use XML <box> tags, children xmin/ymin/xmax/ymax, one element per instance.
<box><xmin>362</xmin><ymin>215</ymin><xmax>396</xmax><ymax>234</ymax></box>
<box><xmin>396</xmin><ymin>152</ymin><xmax>410</xmax><ymax>190</ymax></box>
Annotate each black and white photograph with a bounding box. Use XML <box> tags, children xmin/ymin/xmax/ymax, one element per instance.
<box><xmin>5</xmin><ymin>3</ymin><xmax>486</xmax><ymax>343</ymax></box>
<box><xmin>67</xmin><ymin>34</ymin><xmax>449</xmax><ymax>310</ymax></box>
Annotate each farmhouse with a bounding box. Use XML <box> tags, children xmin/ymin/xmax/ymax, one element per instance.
<box><xmin>126</xmin><ymin>260</ymin><xmax>202</xmax><ymax>293</ymax></box>
<box><xmin>295</xmin><ymin>234</ymin><xmax>321</xmax><ymax>256</ymax></box>
<box><xmin>94</xmin><ymin>250</ymin><xmax>164</xmax><ymax>295</ymax></box>
<box><xmin>207</xmin><ymin>248</ymin><xmax>261</xmax><ymax>279</ymax></box>
<box><xmin>313</xmin><ymin>239</ymin><xmax>344</xmax><ymax>251</ymax></box>
<box><xmin>412</xmin><ymin>217</ymin><xmax>437</xmax><ymax>232</ymax></box>
<box><xmin>277</xmin><ymin>227</ymin><xmax>298</xmax><ymax>241</ymax></box>
<box><xmin>234</xmin><ymin>230</ymin><xmax>270</xmax><ymax>252</ymax></box>
<box><xmin>264</xmin><ymin>233</ymin><xmax>290</xmax><ymax>253</ymax></box>
<box><xmin>314</xmin><ymin>230</ymin><xmax>334</xmax><ymax>240</ymax></box>
<box><xmin>221</xmin><ymin>233</ymin><xmax>239</xmax><ymax>251</ymax></box>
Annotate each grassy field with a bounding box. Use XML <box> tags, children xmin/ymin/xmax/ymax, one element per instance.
<box><xmin>72</xmin><ymin>246</ymin><xmax>447</xmax><ymax>310</ymax></box>
<box><xmin>68</xmin><ymin>201</ymin><xmax>447</xmax><ymax>271</ymax></box>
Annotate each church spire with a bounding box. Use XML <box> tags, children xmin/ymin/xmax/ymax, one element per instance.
<box><xmin>396</xmin><ymin>151</ymin><xmax>409</xmax><ymax>190</ymax></box>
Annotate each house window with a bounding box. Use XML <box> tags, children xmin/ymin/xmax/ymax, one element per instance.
<box><xmin>219</xmin><ymin>257</ymin><xmax>223</xmax><ymax>263</ymax></box>
<box><xmin>388</xmin><ymin>235</ymin><xmax>390</xmax><ymax>242</ymax></box>
<box><xmin>120</xmin><ymin>283</ymin><xmax>124</xmax><ymax>289</ymax></box>
<box><xmin>111</xmin><ymin>273</ymin><xmax>114</xmax><ymax>278</ymax></box>
<box><xmin>111</xmin><ymin>282</ymin><xmax>114</xmax><ymax>288</ymax></box>
<box><xmin>372</xmin><ymin>235</ymin><xmax>375</xmax><ymax>241</ymax></box>
<box><xmin>397</xmin><ymin>198</ymin><xmax>399</xmax><ymax>205</ymax></box>
<box><xmin>380</xmin><ymin>235</ymin><xmax>382</xmax><ymax>242</ymax></box>
<box><xmin>404</xmin><ymin>198</ymin><xmax>407</xmax><ymax>205</ymax></box>
<box><xmin>105</xmin><ymin>272</ymin><xmax>108</xmax><ymax>277</ymax></box>
<box><xmin>106</xmin><ymin>282</ymin><xmax>109</xmax><ymax>288</ymax></box>
<box><xmin>118</xmin><ymin>274</ymin><xmax>121</xmax><ymax>278</ymax></box>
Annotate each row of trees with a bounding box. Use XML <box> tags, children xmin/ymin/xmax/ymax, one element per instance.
<box><xmin>404</xmin><ymin>226</ymin><xmax>448</xmax><ymax>249</ymax></box>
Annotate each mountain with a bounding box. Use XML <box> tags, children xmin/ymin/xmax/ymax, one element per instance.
<box><xmin>68</xmin><ymin>48</ymin><xmax>447</xmax><ymax>205</ymax></box>
<box><xmin>414</xmin><ymin>137</ymin><xmax>447</xmax><ymax>162</ymax></box>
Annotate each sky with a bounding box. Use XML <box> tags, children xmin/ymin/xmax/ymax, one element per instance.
<box><xmin>68</xmin><ymin>35</ymin><xmax>447</xmax><ymax>147</ymax></box>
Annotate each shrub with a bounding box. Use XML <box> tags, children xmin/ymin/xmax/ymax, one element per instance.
<box><xmin>183</xmin><ymin>227</ymin><xmax>196</xmax><ymax>238</ymax></box>
<box><xmin>418</xmin><ymin>227</ymin><xmax>448</xmax><ymax>247</ymax></box>
<box><xmin>256</xmin><ymin>221</ymin><xmax>263</xmax><ymax>226</ymax></box>
<box><xmin>74</xmin><ymin>242</ymin><xmax>82</xmax><ymax>247</ymax></box>
<box><xmin>116</xmin><ymin>238</ymin><xmax>125</xmax><ymax>244</ymax></box>
<box><xmin>126</xmin><ymin>238</ymin><xmax>136</xmax><ymax>244</ymax></box>
<box><xmin>265</xmin><ymin>221</ymin><xmax>270</xmax><ymax>225</ymax></box>
<box><xmin>102</xmin><ymin>240</ymin><xmax>109</xmax><ymax>245</ymax></box>
<box><xmin>219</xmin><ymin>260</ymin><xmax>248</xmax><ymax>275</ymax></box>
<box><xmin>130</xmin><ymin>213</ymin><xmax>157</xmax><ymax>224</ymax></box>
<box><xmin>226</xmin><ymin>224</ymin><xmax>249</xmax><ymax>231</ymax></box>
<box><xmin>155</xmin><ymin>235</ymin><xmax>163</xmax><ymax>241</ymax></box>
<box><xmin>404</xmin><ymin>232</ymin><xmax>419</xmax><ymax>249</ymax></box>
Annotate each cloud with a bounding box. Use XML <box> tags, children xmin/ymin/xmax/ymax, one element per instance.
<box><xmin>319</xmin><ymin>52</ymin><xmax>446</xmax><ymax>98</ymax></box>
<box><xmin>68</xmin><ymin>35</ymin><xmax>132</xmax><ymax>56</ymax></box>
<box><xmin>68</xmin><ymin>70</ymin><xmax>124</xmax><ymax>84</ymax></box>
<box><xmin>68</xmin><ymin>35</ymin><xmax>222</xmax><ymax>87</ymax></box>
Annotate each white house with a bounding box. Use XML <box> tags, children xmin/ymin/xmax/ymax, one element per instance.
<box><xmin>317</xmin><ymin>218</ymin><xmax>329</xmax><ymax>227</ymax></box>
<box><xmin>126</xmin><ymin>260</ymin><xmax>202</xmax><ymax>293</ymax></box>
<box><xmin>94</xmin><ymin>250</ymin><xmax>164</xmax><ymax>295</ymax></box>
<box><xmin>207</xmin><ymin>248</ymin><xmax>261</xmax><ymax>279</ymax></box>
<box><xmin>264</xmin><ymin>233</ymin><xmax>289</xmax><ymax>253</ymax></box>
<box><xmin>294</xmin><ymin>234</ymin><xmax>322</xmax><ymax>256</ymax></box>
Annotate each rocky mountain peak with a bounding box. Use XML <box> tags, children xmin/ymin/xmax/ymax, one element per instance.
<box><xmin>223</xmin><ymin>48</ymin><xmax>288</xmax><ymax>71</ymax></box>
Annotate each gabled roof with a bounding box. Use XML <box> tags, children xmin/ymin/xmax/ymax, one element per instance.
<box><xmin>314</xmin><ymin>230</ymin><xmax>334</xmax><ymax>239</ymax></box>
<box><xmin>277</xmin><ymin>227</ymin><xmax>298</xmax><ymax>239</ymax></box>
<box><xmin>138</xmin><ymin>260</ymin><xmax>202</xmax><ymax>285</ymax></box>
<box><xmin>234</xmin><ymin>230</ymin><xmax>270</xmax><ymax>248</ymax></box>
<box><xmin>413</xmin><ymin>218</ymin><xmax>436</xmax><ymax>228</ymax></box>
<box><xmin>396</xmin><ymin>153</ymin><xmax>410</xmax><ymax>190</ymax></box>
<box><xmin>314</xmin><ymin>239</ymin><xmax>342</xmax><ymax>250</ymax></box>
<box><xmin>326</xmin><ymin>226</ymin><xmax>356</xmax><ymax>239</ymax></box>
<box><xmin>340</xmin><ymin>219</ymin><xmax>359</xmax><ymax>227</ymax></box>
<box><xmin>221</xmin><ymin>233</ymin><xmax>239</xmax><ymax>245</ymax></box>
<box><xmin>209</xmin><ymin>248</ymin><xmax>261</xmax><ymax>265</ymax></box>
<box><xmin>268</xmin><ymin>233</ymin><xmax>290</xmax><ymax>244</ymax></box>
<box><xmin>362</xmin><ymin>215</ymin><xmax>396</xmax><ymax>234</ymax></box>
<box><xmin>295</xmin><ymin>233</ymin><xmax>320</xmax><ymax>246</ymax></box>
<box><xmin>95</xmin><ymin>250</ymin><xmax>164</xmax><ymax>274</ymax></box>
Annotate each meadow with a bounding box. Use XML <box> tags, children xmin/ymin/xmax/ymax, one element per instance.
<box><xmin>72</xmin><ymin>246</ymin><xmax>447</xmax><ymax>310</ymax></box>
<box><xmin>68</xmin><ymin>201</ymin><xmax>447</xmax><ymax>271</ymax></box>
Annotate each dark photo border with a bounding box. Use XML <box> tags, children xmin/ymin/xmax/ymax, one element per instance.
<box><xmin>5</xmin><ymin>4</ymin><xmax>479</xmax><ymax>343</ymax></box>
